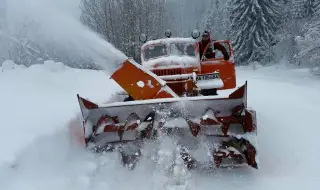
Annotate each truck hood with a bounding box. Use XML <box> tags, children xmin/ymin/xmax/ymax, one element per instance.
<box><xmin>142</xmin><ymin>56</ymin><xmax>199</xmax><ymax>69</ymax></box>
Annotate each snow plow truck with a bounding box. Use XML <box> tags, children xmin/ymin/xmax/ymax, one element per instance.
<box><xmin>68</xmin><ymin>30</ymin><xmax>259</xmax><ymax>171</ymax></box>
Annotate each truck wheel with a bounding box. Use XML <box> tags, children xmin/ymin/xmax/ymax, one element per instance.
<box><xmin>201</xmin><ymin>89</ymin><xmax>217</xmax><ymax>96</ymax></box>
<box><xmin>124</xmin><ymin>95</ymin><xmax>134</xmax><ymax>102</ymax></box>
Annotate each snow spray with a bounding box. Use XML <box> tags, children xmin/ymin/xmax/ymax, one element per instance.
<box><xmin>4</xmin><ymin>0</ymin><xmax>127</xmax><ymax>74</ymax></box>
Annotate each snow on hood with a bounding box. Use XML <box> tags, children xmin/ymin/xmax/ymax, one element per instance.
<box><xmin>142</xmin><ymin>56</ymin><xmax>199</xmax><ymax>69</ymax></box>
<box><xmin>141</xmin><ymin>37</ymin><xmax>197</xmax><ymax>49</ymax></box>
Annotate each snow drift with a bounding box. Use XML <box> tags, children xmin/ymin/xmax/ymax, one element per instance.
<box><xmin>0</xmin><ymin>62</ymin><xmax>319</xmax><ymax>190</ymax></box>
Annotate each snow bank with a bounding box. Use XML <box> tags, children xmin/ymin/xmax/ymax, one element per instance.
<box><xmin>237</xmin><ymin>58</ymin><xmax>320</xmax><ymax>80</ymax></box>
<box><xmin>247</xmin><ymin>61</ymin><xmax>264</xmax><ymax>70</ymax></box>
<box><xmin>43</xmin><ymin>60</ymin><xmax>67</xmax><ymax>72</ymax></box>
<box><xmin>0</xmin><ymin>131</ymin><xmax>98</xmax><ymax>190</ymax></box>
<box><xmin>0</xmin><ymin>63</ymin><xmax>120</xmax><ymax>164</ymax></box>
<box><xmin>1</xmin><ymin>60</ymin><xmax>16</xmax><ymax>71</ymax></box>
<box><xmin>1</xmin><ymin>60</ymin><xmax>26</xmax><ymax>72</ymax></box>
<box><xmin>1</xmin><ymin>60</ymin><xmax>71</xmax><ymax>73</ymax></box>
<box><xmin>310</xmin><ymin>66</ymin><xmax>320</xmax><ymax>76</ymax></box>
<box><xmin>237</xmin><ymin>63</ymin><xmax>320</xmax><ymax>90</ymax></box>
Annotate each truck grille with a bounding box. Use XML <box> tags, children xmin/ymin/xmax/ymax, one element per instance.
<box><xmin>152</xmin><ymin>68</ymin><xmax>184</xmax><ymax>76</ymax></box>
<box><xmin>167</xmin><ymin>82</ymin><xmax>185</xmax><ymax>95</ymax></box>
<box><xmin>152</xmin><ymin>68</ymin><xmax>188</xmax><ymax>96</ymax></box>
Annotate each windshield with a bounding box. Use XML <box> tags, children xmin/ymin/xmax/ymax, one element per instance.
<box><xmin>144</xmin><ymin>44</ymin><xmax>168</xmax><ymax>61</ymax></box>
<box><xmin>170</xmin><ymin>43</ymin><xmax>196</xmax><ymax>57</ymax></box>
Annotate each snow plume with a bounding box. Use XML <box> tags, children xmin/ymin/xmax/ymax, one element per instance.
<box><xmin>4</xmin><ymin>0</ymin><xmax>127</xmax><ymax>74</ymax></box>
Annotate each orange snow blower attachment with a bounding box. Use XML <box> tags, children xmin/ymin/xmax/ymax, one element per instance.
<box><xmin>69</xmin><ymin>34</ymin><xmax>258</xmax><ymax>171</ymax></box>
<box><xmin>70</xmin><ymin>59</ymin><xmax>258</xmax><ymax>170</ymax></box>
<box><xmin>111</xmin><ymin>59</ymin><xmax>178</xmax><ymax>100</ymax></box>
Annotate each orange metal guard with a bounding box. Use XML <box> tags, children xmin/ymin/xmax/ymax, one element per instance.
<box><xmin>111</xmin><ymin>59</ymin><xmax>178</xmax><ymax>100</ymax></box>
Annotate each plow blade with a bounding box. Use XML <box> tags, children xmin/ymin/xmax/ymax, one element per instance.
<box><xmin>69</xmin><ymin>82</ymin><xmax>258</xmax><ymax>169</ymax></box>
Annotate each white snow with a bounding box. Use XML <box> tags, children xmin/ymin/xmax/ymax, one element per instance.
<box><xmin>163</xmin><ymin>117</ymin><xmax>189</xmax><ymax>128</ymax></box>
<box><xmin>141</xmin><ymin>37</ymin><xmax>197</xmax><ymax>49</ymax></box>
<box><xmin>5</xmin><ymin>0</ymin><xmax>128</xmax><ymax>75</ymax></box>
<box><xmin>1</xmin><ymin>60</ymin><xmax>16</xmax><ymax>71</ymax></box>
<box><xmin>202</xmin><ymin>109</ymin><xmax>217</xmax><ymax>121</ymax></box>
<box><xmin>143</xmin><ymin>56</ymin><xmax>199</xmax><ymax>69</ymax></box>
<box><xmin>147</xmin><ymin>80</ymin><xmax>155</xmax><ymax>88</ymax></box>
<box><xmin>0</xmin><ymin>62</ymin><xmax>118</xmax><ymax>164</ymax></box>
<box><xmin>1</xmin><ymin>60</ymin><xmax>26</xmax><ymax>71</ymax></box>
<box><xmin>137</xmin><ymin>81</ymin><xmax>145</xmax><ymax>88</ymax></box>
<box><xmin>0</xmin><ymin>62</ymin><xmax>320</xmax><ymax>190</ymax></box>
<box><xmin>43</xmin><ymin>60</ymin><xmax>67</xmax><ymax>72</ymax></box>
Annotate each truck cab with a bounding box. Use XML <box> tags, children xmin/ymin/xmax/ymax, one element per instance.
<box><xmin>141</xmin><ymin>37</ymin><xmax>200</xmax><ymax>71</ymax></box>
<box><xmin>139</xmin><ymin>31</ymin><xmax>236</xmax><ymax>96</ymax></box>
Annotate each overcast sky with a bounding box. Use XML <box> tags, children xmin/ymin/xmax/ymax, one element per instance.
<box><xmin>0</xmin><ymin>0</ymin><xmax>6</xmax><ymax>8</ymax></box>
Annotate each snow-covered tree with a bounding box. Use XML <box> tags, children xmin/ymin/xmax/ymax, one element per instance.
<box><xmin>167</xmin><ymin>0</ymin><xmax>210</xmax><ymax>37</ymax></box>
<box><xmin>200</xmin><ymin>0</ymin><xmax>230</xmax><ymax>40</ymax></box>
<box><xmin>228</xmin><ymin>0</ymin><xmax>281</xmax><ymax>65</ymax></box>
<box><xmin>1</xmin><ymin>0</ymin><xmax>318</xmax><ymax>69</ymax></box>
<box><xmin>295</xmin><ymin>20</ymin><xmax>320</xmax><ymax>70</ymax></box>
<box><xmin>316</xmin><ymin>2</ymin><xmax>320</xmax><ymax>16</ymax></box>
<box><xmin>303</xmin><ymin>0</ymin><xmax>320</xmax><ymax>18</ymax></box>
<box><xmin>80</xmin><ymin>0</ymin><xmax>170</xmax><ymax>61</ymax></box>
<box><xmin>281</xmin><ymin>0</ymin><xmax>320</xmax><ymax>21</ymax></box>
<box><xmin>281</xmin><ymin>0</ymin><xmax>305</xmax><ymax>22</ymax></box>
<box><xmin>275</xmin><ymin>0</ymin><xmax>320</xmax><ymax>66</ymax></box>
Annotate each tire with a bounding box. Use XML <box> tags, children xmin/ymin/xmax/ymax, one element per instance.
<box><xmin>124</xmin><ymin>95</ymin><xmax>134</xmax><ymax>102</ymax></box>
<box><xmin>201</xmin><ymin>88</ymin><xmax>217</xmax><ymax>96</ymax></box>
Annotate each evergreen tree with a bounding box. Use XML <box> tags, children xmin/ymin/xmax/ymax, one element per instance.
<box><xmin>201</xmin><ymin>0</ymin><xmax>230</xmax><ymax>39</ymax></box>
<box><xmin>291</xmin><ymin>0</ymin><xmax>306</xmax><ymax>19</ymax></box>
<box><xmin>228</xmin><ymin>0</ymin><xmax>281</xmax><ymax>64</ymax></box>
<box><xmin>295</xmin><ymin>20</ymin><xmax>320</xmax><ymax>69</ymax></box>
<box><xmin>316</xmin><ymin>1</ymin><xmax>320</xmax><ymax>16</ymax></box>
<box><xmin>281</xmin><ymin>0</ymin><xmax>305</xmax><ymax>22</ymax></box>
<box><xmin>303</xmin><ymin>0</ymin><xmax>319</xmax><ymax>18</ymax></box>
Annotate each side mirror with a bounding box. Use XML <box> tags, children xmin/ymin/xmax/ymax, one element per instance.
<box><xmin>165</xmin><ymin>29</ymin><xmax>172</xmax><ymax>38</ymax></box>
<box><xmin>139</xmin><ymin>33</ymin><xmax>148</xmax><ymax>43</ymax></box>
<box><xmin>191</xmin><ymin>29</ymin><xmax>200</xmax><ymax>39</ymax></box>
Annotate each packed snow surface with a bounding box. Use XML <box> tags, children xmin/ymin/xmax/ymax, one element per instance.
<box><xmin>0</xmin><ymin>61</ymin><xmax>320</xmax><ymax>190</ymax></box>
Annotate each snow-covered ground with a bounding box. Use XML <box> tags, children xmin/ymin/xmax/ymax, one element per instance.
<box><xmin>0</xmin><ymin>62</ymin><xmax>319</xmax><ymax>190</ymax></box>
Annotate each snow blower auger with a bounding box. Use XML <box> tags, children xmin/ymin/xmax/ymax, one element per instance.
<box><xmin>68</xmin><ymin>31</ymin><xmax>258</xmax><ymax>170</ymax></box>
